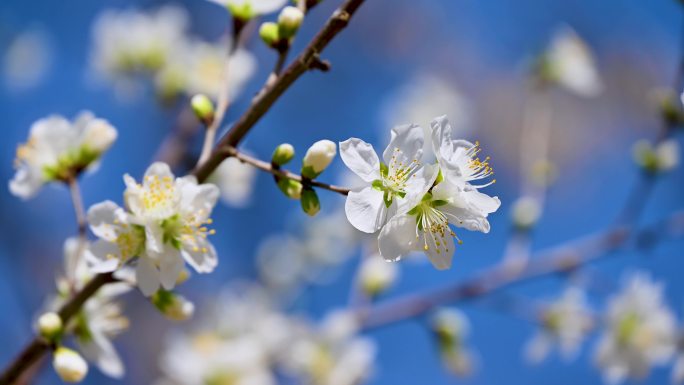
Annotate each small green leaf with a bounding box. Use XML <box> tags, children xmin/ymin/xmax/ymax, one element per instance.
<box><xmin>371</xmin><ymin>179</ymin><xmax>384</xmax><ymax>192</ymax></box>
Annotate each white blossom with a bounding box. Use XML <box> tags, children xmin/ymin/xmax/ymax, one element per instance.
<box><xmin>156</xmin><ymin>285</ymin><xmax>295</xmax><ymax>385</ymax></box>
<box><xmin>340</xmin><ymin>124</ymin><xmax>438</xmax><ymax>234</ymax></box>
<box><xmin>284</xmin><ymin>310</ymin><xmax>376</xmax><ymax>385</ymax></box>
<box><xmin>210</xmin><ymin>156</ymin><xmax>258</xmax><ymax>208</ymax></box>
<box><xmin>431</xmin><ymin>308</ymin><xmax>475</xmax><ymax>376</ymax></box>
<box><xmin>595</xmin><ymin>273</ymin><xmax>677</xmax><ymax>384</ymax></box>
<box><xmin>86</xmin><ymin>162</ymin><xmax>219</xmax><ymax>296</ymax></box>
<box><xmin>633</xmin><ymin>139</ymin><xmax>680</xmax><ymax>173</ymax></box>
<box><xmin>357</xmin><ymin>254</ymin><xmax>399</xmax><ymax>296</ymax></box>
<box><xmin>52</xmin><ymin>239</ymin><xmax>131</xmax><ymax>378</ymax></box>
<box><xmin>546</xmin><ymin>26</ymin><xmax>602</xmax><ymax>97</ymax></box>
<box><xmin>157</xmin><ymin>40</ymin><xmax>256</xmax><ymax>101</ymax></box>
<box><xmin>525</xmin><ymin>288</ymin><xmax>593</xmax><ymax>363</ymax></box>
<box><xmin>9</xmin><ymin>112</ymin><xmax>117</xmax><ymax>199</ymax></box>
<box><xmin>90</xmin><ymin>7</ymin><xmax>188</xmax><ymax>85</ymax></box>
<box><xmin>3</xmin><ymin>27</ymin><xmax>53</xmax><ymax>91</ymax></box>
<box><xmin>510</xmin><ymin>196</ymin><xmax>542</xmax><ymax>229</ymax></box>
<box><xmin>376</xmin><ymin>116</ymin><xmax>499</xmax><ymax>269</ymax></box>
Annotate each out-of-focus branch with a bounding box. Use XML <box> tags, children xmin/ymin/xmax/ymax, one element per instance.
<box><xmin>66</xmin><ymin>177</ymin><xmax>87</xmax><ymax>239</ymax></box>
<box><xmin>227</xmin><ymin>147</ymin><xmax>350</xmax><ymax>195</ymax></box>
<box><xmin>0</xmin><ymin>272</ymin><xmax>116</xmax><ymax>385</ymax></box>
<box><xmin>197</xmin><ymin>22</ymin><xmax>246</xmax><ymax>166</ymax></box>
<box><xmin>193</xmin><ymin>0</ymin><xmax>367</xmax><ymax>183</ymax></box>
<box><xmin>361</xmin><ymin>210</ymin><xmax>684</xmax><ymax>330</ymax></box>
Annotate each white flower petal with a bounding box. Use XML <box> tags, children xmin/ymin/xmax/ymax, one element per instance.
<box><xmin>85</xmin><ymin>240</ymin><xmax>121</xmax><ymax>273</ymax></box>
<box><xmin>383</xmin><ymin>123</ymin><xmax>424</xmax><ymax>166</ymax></box>
<box><xmin>344</xmin><ymin>186</ymin><xmax>394</xmax><ymax>233</ymax></box>
<box><xmin>144</xmin><ymin>162</ymin><xmax>174</xmax><ymax>181</ymax></box>
<box><xmin>159</xmin><ymin>252</ymin><xmax>184</xmax><ymax>290</ymax></box>
<box><xmin>421</xmin><ymin>229</ymin><xmax>454</xmax><ymax>270</ymax></box>
<box><xmin>378</xmin><ymin>214</ymin><xmax>417</xmax><ymax>262</ymax></box>
<box><xmin>9</xmin><ymin>167</ymin><xmax>44</xmax><ymax>199</ymax></box>
<box><xmin>145</xmin><ymin>223</ymin><xmax>165</xmax><ymax>254</ymax></box>
<box><xmin>181</xmin><ymin>240</ymin><xmax>218</xmax><ymax>273</ymax></box>
<box><xmin>87</xmin><ymin>201</ymin><xmax>125</xmax><ymax>241</ymax></box>
<box><xmin>136</xmin><ymin>258</ymin><xmax>160</xmax><ymax>296</ymax></box>
<box><xmin>79</xmin><ymin>332</ymin><xmax>124</xmax><ymax>378</ymax></box>
<box><xmin>339</xmin><ymin>138</ymin><xmax>381</xmax><ymax>182</ymax></box>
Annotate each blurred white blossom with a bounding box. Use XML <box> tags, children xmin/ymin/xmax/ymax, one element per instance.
<box><xmin>431</xmin><ymin>308</ymin><xmax>475</xmax><ymax>376</ymax></box>
<box><xmin>53</xmin><ymin>238</ymin><xmax>131</xmax><ymax>379</ymax></box>
<box><xmin>381</xmin><ymin>73</ymin><xmax>472</xmax><ymax>161</ymax></box>
<box><xmin>9</xmin><ymin>112</ymin><xmax>117</xmax><ymax>199</ymax></box>
<box><xmin>525</xmin><ymin>288</ymin><xmax>593</xmax><ymax>364</ymax></box>
<box><xmin>510</xmin><ymin>196</ymin><xmax>542</xmax><ymax>229</ymax></box>
<box><xmin>284</xmin><ymin>309</ymin><xmax>376</xmax><ymax>385</ymax></box>
<box><xmin>3</xmin><ymin>27</ymin><xmax>53</xmax><ymax>91</ymax></box>
<box><xmin>357</xmin><ymin>254</ymin><xmax>399</xmax><ymax>296</ymax></box>
<box><xmin>632</xmin><ymin>139</ymin><xmax>680</xmax><ymax>173</ymax></box>
<box><xmin>595</xmin><ymin>273</ymin><xmax>677</xmax><ymax>384</ymax></box>
<box><xmin>90</xmin><ymin>6</ymin><xmax>256</xmax><ymax>101</ymax></box>
<box><xmin>209</xmin><ymin>156</ymin><xmax>258</xmax><ymax>208</ymax></box>
<box><xmin>545</xmin><ymin>26</ymin><xmax>602</xmax><ymax>97</ymax></box>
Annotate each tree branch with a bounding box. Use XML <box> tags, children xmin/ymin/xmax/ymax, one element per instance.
<box><xmin>227</xmin><ymin>147</ymin><xmax>350</xmax><ymax>195</ymax></box>
<box><xmin>192</xmin><ymin>0</ymin><xmax>367</xmax><ymax>183</ymax></box>
<box><xmin>360</xmin><ymin>211</ymin><xmax>684</xmax><ymax>330</ymax></box>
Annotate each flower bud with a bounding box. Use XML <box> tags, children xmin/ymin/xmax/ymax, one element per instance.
<box><xmin>300</xmin><ymin>188</ymin><xmax>320</xmax><ymax>216</ymax></box>
<box><xmin>53</xmin><ymin>347</ymin><xmax>88</xmax><ymax>383</ymax></box>
<box><xmin>277</xmin><ymin>178</ymin><xmax>302</xmax><ymax>199</ymax></box>
<box><xmin>152</xmin><ymin>290</ymin><xmax>195</xmax><ymax>321</ymax></box>
<box><xmin>358</xmin><ymin>256</ymin><xmax>398</xmax><ymax>297</ymax></box>
<box><xmin>278</xmin><ymin>6</ymin><xmax>304</xmax><ymax>39</ymax></box>
<box><xmin>38</xmin><ymin>312</ymin><xmax>63</xmax><ymax>341</ymax></box>
<box><xmin>259</xmin><ymin>22</ymin><xmax>280</xmax><ymax>47</ymax></box>
<box><xmin>272</xmin><ymin>143</ymin><xmax>295</xmax><ymax>166</ymax></box>
<box><xmin>191</xmin><ymin>94</ymin><xmax>215</xmax><ymax>125</ymax></box>
<box><xmin>302</xmin><ymin>139</ymin><xmax>336</xmax><ymax>179</ymax></box>
<box><xmin>510</xmin><ymin>196</ymin><xmax>542</xmax><ymax>230</ymax></box>
<box><xmin>431</xmin><ymin>308</ymin><xmax>468</xmax><ymax>349</ymax></box>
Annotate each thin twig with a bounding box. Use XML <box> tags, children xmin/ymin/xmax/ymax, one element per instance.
<box><xmin>67</xmin><ymin>177</ymin><xmax>87</xmax><ymax>239</ymax></box>
<box><xmin>0</xmin><ymin>272</ymin><xmax>116</xmax><ymax>385</ymax></box>
<box><xmin>227</xmin><ymin>147</ymin><xmax>350</xmax><ymax>195</ymax></box>
<box><xmin>360</xmin><ymin>211</ymin><xmax>684</xmax><ymax>330</ymax></box>
<box><xmin>197</xmin><ymin>21</ymin><xmax>246</xmax><ymax>167</ymax></box>
<box><xmin>192</xmin><ymin>0</ymin><xmax>367</xmax><ymax>183</ymax></box>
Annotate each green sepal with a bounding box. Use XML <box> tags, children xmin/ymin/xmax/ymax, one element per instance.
<box><xmin>383</xmin><ymin>190</ymin><xmax>393</xmax><ymax>208</ymax></box>
<box><xmin>277</xmin><ymin>178</ymin><xmax>302</xmax><ymax>199</ymax></box>
<box><xmin>301</xmin><ymin>165</ymin><xmax>319</xmax><ymax>180</ymax></box>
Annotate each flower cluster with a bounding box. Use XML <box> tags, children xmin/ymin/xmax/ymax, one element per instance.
<box><xmin>341</xmin><ymin>115</ymin><xmax>500</xmax><ymax>270</ymax></box>
<box><xmin>86</xmin><ymin>162</ymin><xmax>220</xmax><ymax>296</ymax></box>
<box><xmin>45</xmin><ymin>238</ymin><xmax>131</xmax><ymax>380</ymax></box>
<box><xmin>155</xmin><ymin>285</ymin><xmax>376</xmax><ymax>385</ymax></box>
<box><xmin>90</xmin><ymin>6</ymin><xmax>256</xmax><ymax>101</ymax></box>
<box><xmin>10</xmin><ymin>111</ymin><xmax>117</xmax><ymax>199</ymax></box>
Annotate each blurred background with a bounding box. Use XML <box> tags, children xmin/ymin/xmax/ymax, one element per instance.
<box><xmin>1</xmin><ymin>0</ymin><xmax>683</xmax><ymax>384</ymax></box>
